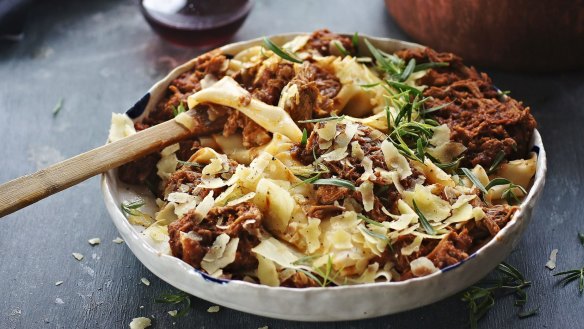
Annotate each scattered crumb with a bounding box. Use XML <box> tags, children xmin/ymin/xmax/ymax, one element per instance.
<box><xmin>113</xmin><ymin>237</ymin><xmax>124</xmax><ymax>244</ymax></box>
<box><xmin>140</xmin><ymin>306</ymin><xmax>144</xmax><ymax>309</ymax></box>
<box><xmin>88</xmin><ymin>238</ymin><xmax>101</xmax><ymax>246</ymax></box>
<box><xmin>141</xmin><ymin>278</ymin><xmax>151</xmax><ymax>286</ymax></box>
<box><xmin>167</xmin><ymin>310</ymin><xmax>178</xmax><ymax>317</ymax></box>
<box><xmin>55</xmin><ymin>281</ymin><xmax>64</xmax><ymax>286</ymax></box>
<box><xmin>258</xmin><ymin>326</ymin><xmax>269</xmax><ymax>329</ymax></box>
<box><xmin>546</xmin><ymin>249</ymin><xmax>558</xmax><ymax>270</ymax></box>
<box><xmin>9</xmin><ymin>309</ymin><xmax>22</xmax><ymax>316</ymax></box>
<box><xmin>55</xmin><ymin>298</ymin><xmax>64</xmax><ymax>305</ymax></box>
<box><xmin>207</xmin><ymin>305</ymin><xmax>220</xmax><ymax>313</ymax></box>
<box><xmin>72</xmin><ymin>253</ymin><xmax>84</xmax><ymax>261</ymax></box>
<box><xmin>129</xmin><ymin>317</ymin><xmax>151</xmax><ymax>329</ymax></box>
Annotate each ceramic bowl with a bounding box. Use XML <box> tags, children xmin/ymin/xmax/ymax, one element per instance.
<box><xmin>101</xmin><ymin>33</ymin><xmax>547</xmax><ymax>321</ymax></box>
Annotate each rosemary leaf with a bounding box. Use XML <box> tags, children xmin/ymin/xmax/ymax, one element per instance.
<box><xmin>484</xmin><ymin>178</ymin><xmax>512</xmax><ymax>191</ymax></box>
<box><xmin>300</xmin><ymin>128</ymin><xmax>308</xmax><ymax>146</ymax></box>
<box><xmin>312</xmin><ymin>178</ymin><xmax>356</xmax><ymax>191</ymax></box>
<box><xmin>487</xmin><ymin>150</ymin><xmax>506</xmax><ymax>174</ymax></box>
<box><xmin>518</xmin><ymin>307</ymin><xmax>539</xmax><ymax>319</ymax></box>
<box><xmin>413</xmin><ymin>200</ymin><xmax>436</xmax><ymax>235</ymax></box>
<box><xmin>352</xmin><ymin>32</ymin><xmax>359</xmax><ymax>55</ymax></box>
<box><xmin>332</xmin><ymin>40</ymin><xmax>349</xmax><ymax>57</ymax></box>
<box><xmin>399</xmin><ymin>58</ymin><xmax>416</xmax><ymax>82</ymax></box>
<box><xmin>385</xmin><ymin>80</ymin><xmax>422</xmax><ymax>96</ymax></box>
<box><xmin>298</xmin><ymin>115</ymin><xmax>345</xmax><ymax>123</ymax></box>
<box><xmin>263</xmin><ymin>37</ymin><xmax>303</xmax><ymax>63</ymax></box>
<box><xmin>461</xmin><ymin>168</ymin><xmax>488</xmax><ymax>195</ymax></box>
<box><xmin>172</xmin><ymin>102</ymin><xmax>186</xmax><ymax>117</ymax></box>
<box><xmin>357</xmin><ymin>214</ymin><xmax>384</xmax><ymax>227</ymax></box>
<box><xmin>52</xmin><ymin>97</ymin><xmax>64</xmax><ymax>117</ymax></box>
<box><xmin>121</xmin><ymin>198</ymin><xmax>146</xmax><ymax>217</ymax></box>
<box><xmin>420</xmin><ymin>102</ymin><xmax>452</xmax><ymax>115</ymax></box>
<box><xmin>177</xmin><ymin>160</ymin><xmax>203</xmax><ymax>167</ymax></box>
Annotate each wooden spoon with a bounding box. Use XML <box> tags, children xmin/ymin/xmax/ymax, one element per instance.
<box><xmin>0</xmin><ymin>110</ymin><xmax>211</xmax><ymax>218</ymax></box>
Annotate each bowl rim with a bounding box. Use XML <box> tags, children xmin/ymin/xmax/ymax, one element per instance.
<box><xmin>101</xmin><ymin>32</ymin><xmax>547</xmax><ymax>295</ymax></box>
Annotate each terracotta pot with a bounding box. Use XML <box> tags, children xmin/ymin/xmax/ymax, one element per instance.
<box><xmin>385</xmin><ymin>0</ymin><xmax>584</xmax><ymax>72</ymax></box>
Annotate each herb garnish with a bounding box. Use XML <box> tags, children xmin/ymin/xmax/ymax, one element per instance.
<box><xmin>487</xmin><ymin>150</ymin><xmax>506</xmax><ymax>174</ymax></box>
<box><xmin>294</xmin><ymin>255</ymin><xmax>339</xmax><ymax>287</ymax></box>
<box><xmin>155</xmin><ymin>291</ymin><xmax>192</xmax><ymax>318</ymax></box>
<box><xmin>460</xmin><ymin>168</ymin><xmax>488</xmax><ymax>195</ymax></box>
<box><xmin>385</xmin><ymin>80</ymin><xmax>422</xmax><ymax>96</ymax></box>
<box><xmin>262</xmin><ymin>37</ymin><xmax>303</xmax><ymax>64</ymax></box>
<box><xmin>172</xmin><ymin>102</ymin><xmax>186</xmax><ymax>117</ymax></box>
<box><xmin>412</xmin><ymin>200</ymin><xmax>436</xmax><ymax>235</ymax></box>
<box><xmin>357</xmin><ymin>214</ymin><xmax>384</xmax><ymax>227</ymax></box>
<box><xmin>52</xmin><ymin>98</ymin><xmax>64</xmax><ymax>117</ymax></box>
<box><xmin>312</xmin><ymin>178</ymin><xmax>356</xmax><ymax>191</ymax></box>
<box><xmin>351</xmin><ymin>32</ymin><xmax>359</xmax><ymax>55</ymax></box>
<box><xmin>300</xmin><ymin>128</ymin><xmax>308</xmax><ymax>146</ymax></box>
<box><xmin>332</xmin><ymin>40</ymin><xmax>349</xmax><ymax>57</ymax></box>
<box><xmin>177</xmin><ymin>160</ymin><xmax>203</xmax><ymax>168</ymax></box>
<box><xmin>554</xmin><ymin>267</ymin><xmax>584</xmax><ymax>294</ymax></box>
<box><xmin>298</xmin><ymin>115</ymin><xmax>345</xmax><ymax>124</ymax></box>
<box><xmin>462</xmin><ymin>262</ymin><xmax>534</xmax><ymax>329</ymax></box>
<box><xmin>398</xmin><ymin>58</ymin><xmax>416</xmax><ymax>82</ymax></box>
<box><xmin>121</xmin><ymin>198</ymin><xmax>146</xmax><ymax>217</ymax></box>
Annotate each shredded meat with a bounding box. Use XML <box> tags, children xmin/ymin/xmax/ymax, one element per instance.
<box><xmin>304</xmin><ymin>29</ymin><xmax>355</xmax><ymax>56</ymax></box>
<box><xmin>396</xmin><ymin>48</ymin><xmax>536</xmax><ymax>168</ymax></box>
<box><xmin>168</xmin><ymin>202</ymin><xmax>264</xmax><ymax>274</ymax></box>
<box><xmin>142</xmin><ymin>50</ymin><xmax>228</xmax><ymax>127</ymax></box>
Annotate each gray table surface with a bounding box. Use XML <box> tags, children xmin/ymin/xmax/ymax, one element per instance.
<box><xmin>1</xmin><ymin>0</ymin><xmax>583</xmax><ymax>328</ymax></box>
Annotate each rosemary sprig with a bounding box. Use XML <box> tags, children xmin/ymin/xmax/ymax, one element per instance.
<box><xmin>364</xmin><ymin>38</ymin><xmax>401</xmax><ymax>75</ymax></box>
<box><xmin>385</xmin><ymin>80</ymin><xmax>422</xmax><ymax>96</ymax></box>
<box><xmin>412</xmin><ymin>200</ymin><xmax>436</xmax><ymax>235</ymax></box>
<box><xmin>294</xmin><ymin>255</ymin><xmax>339</xmax><ymax>287</ymax></box>
<box><xmin>298</xmin><ymin>115</ymin><xmax>345</xmax><ymax>123</ymax></box>
<box><xmin>121</xmin><ymin>198</ymin><xmax>146</xmax><ymax>217</ymax></box>
<box><xmin>312</xmin><ymin>178</ymin><xmax>356</xmax><ymax>191</ymax></box>
<box><xmin>52</xmin><ymin>97</ymin><xmax>64</xmax><ymax>117</ymax></box>
<box><xmin>262</xmin><ymin>37</ymin><xmax>303</xmax><ymax>64</ymax></box>
<box><xmin>462</xmin><ymin>262</ymin><xmax>534</xmax><ymax>329</ymax></box>
<box><xmin>177</xmin><ymin>160</ymin><xmax>204</xmax><ymax>168</ymax></box>
<box><xmin>155</xmin><ymin>291</ymin><xmax>192</xmax><ymax>318</ymax></box>
<box><xmin>413</xmin><ymin>61</ymin><xmax>449</xmax><ymax>72</ymax></box>
<box><xmin>554</xmin><ymin>267</ymin><xmax>584</xmax><ymax>294</ymax></box>
<box><xmin>501</xmin><ymin>183</ymin><xmax>527</xmax><ymax>205</ymax></box>
<box><xmin>420</xmin><ymin>102</ymin><xmax>452</xmax><ymax>116</ymax></box>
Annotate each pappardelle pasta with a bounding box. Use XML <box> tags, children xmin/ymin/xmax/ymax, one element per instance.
<box><xmin>111</xmin><ymin>30</ymin><xmax>537</xmax><ymax>287</ymax></box>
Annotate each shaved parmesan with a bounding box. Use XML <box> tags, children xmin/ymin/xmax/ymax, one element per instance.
<box><xmin>256</xmin><ymin>255</ymin><xmax>280</xmax><ymax>287</ymax></box>
<box><xmin>357</xmin><ymin>180</ymin><xmax>375</xmax><ymax>212</ymax></box>
<box><xmin>254</xmin><ymin>178</ymin><xmax>295</xmax><ymax>233</ymax></box>
<box><xmin>410</xmin><ymin>257</ymin><xmax>438</xmax><ymax>277</ymax></box>
<box><xmin>108</xmin><ymin>113</ymin><xmax>136</xmax><ymax>143</ymax></box>
<box><xmin>129</xmin><ymin>317</ymin><xmax>151</xmax><ymax>329</ymax></box>
<box><xmin>546</xmin><ymin>249</ymin><xmax>558</xmax><ymax>270</ymax></box>
<box><xmin>201</xmin><ymin>235</ymin><xmax>239</xmax><ymax>275</ymax></box>
<box><xmin>252</xmin><ymin>237</ymin><xmax>300</xmax><ymax>268</ymax></box>
<box><xmin>351</xmin><ymin>141</ymin><xmax>365</xmax><ymax>160</ymax></box>
<box><xmin>381</xmin><ymin>139</ymin><xmax>412</xmax><ymax>179</ymax></box>
<box><xmin>403</xmin><ymin>185</ymin><xmax>451</xmax><ymax>222</ymax></box>
<box><xmin>401</xmin><ymin>236</ymin><xmax>423</xmax><ymax>256</ymax></box>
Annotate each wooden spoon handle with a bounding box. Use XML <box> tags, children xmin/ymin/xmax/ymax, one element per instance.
<box><xmin>0</xmin><ymin>117</ymin><xmax>194</xmax><ymax>218</ymax></box>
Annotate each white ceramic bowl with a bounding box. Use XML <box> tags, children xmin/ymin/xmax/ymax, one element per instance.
<box><xmin>101</xmin><ymin>33</ymin><xmax>547</xmax><ymax>321</ymax></box>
